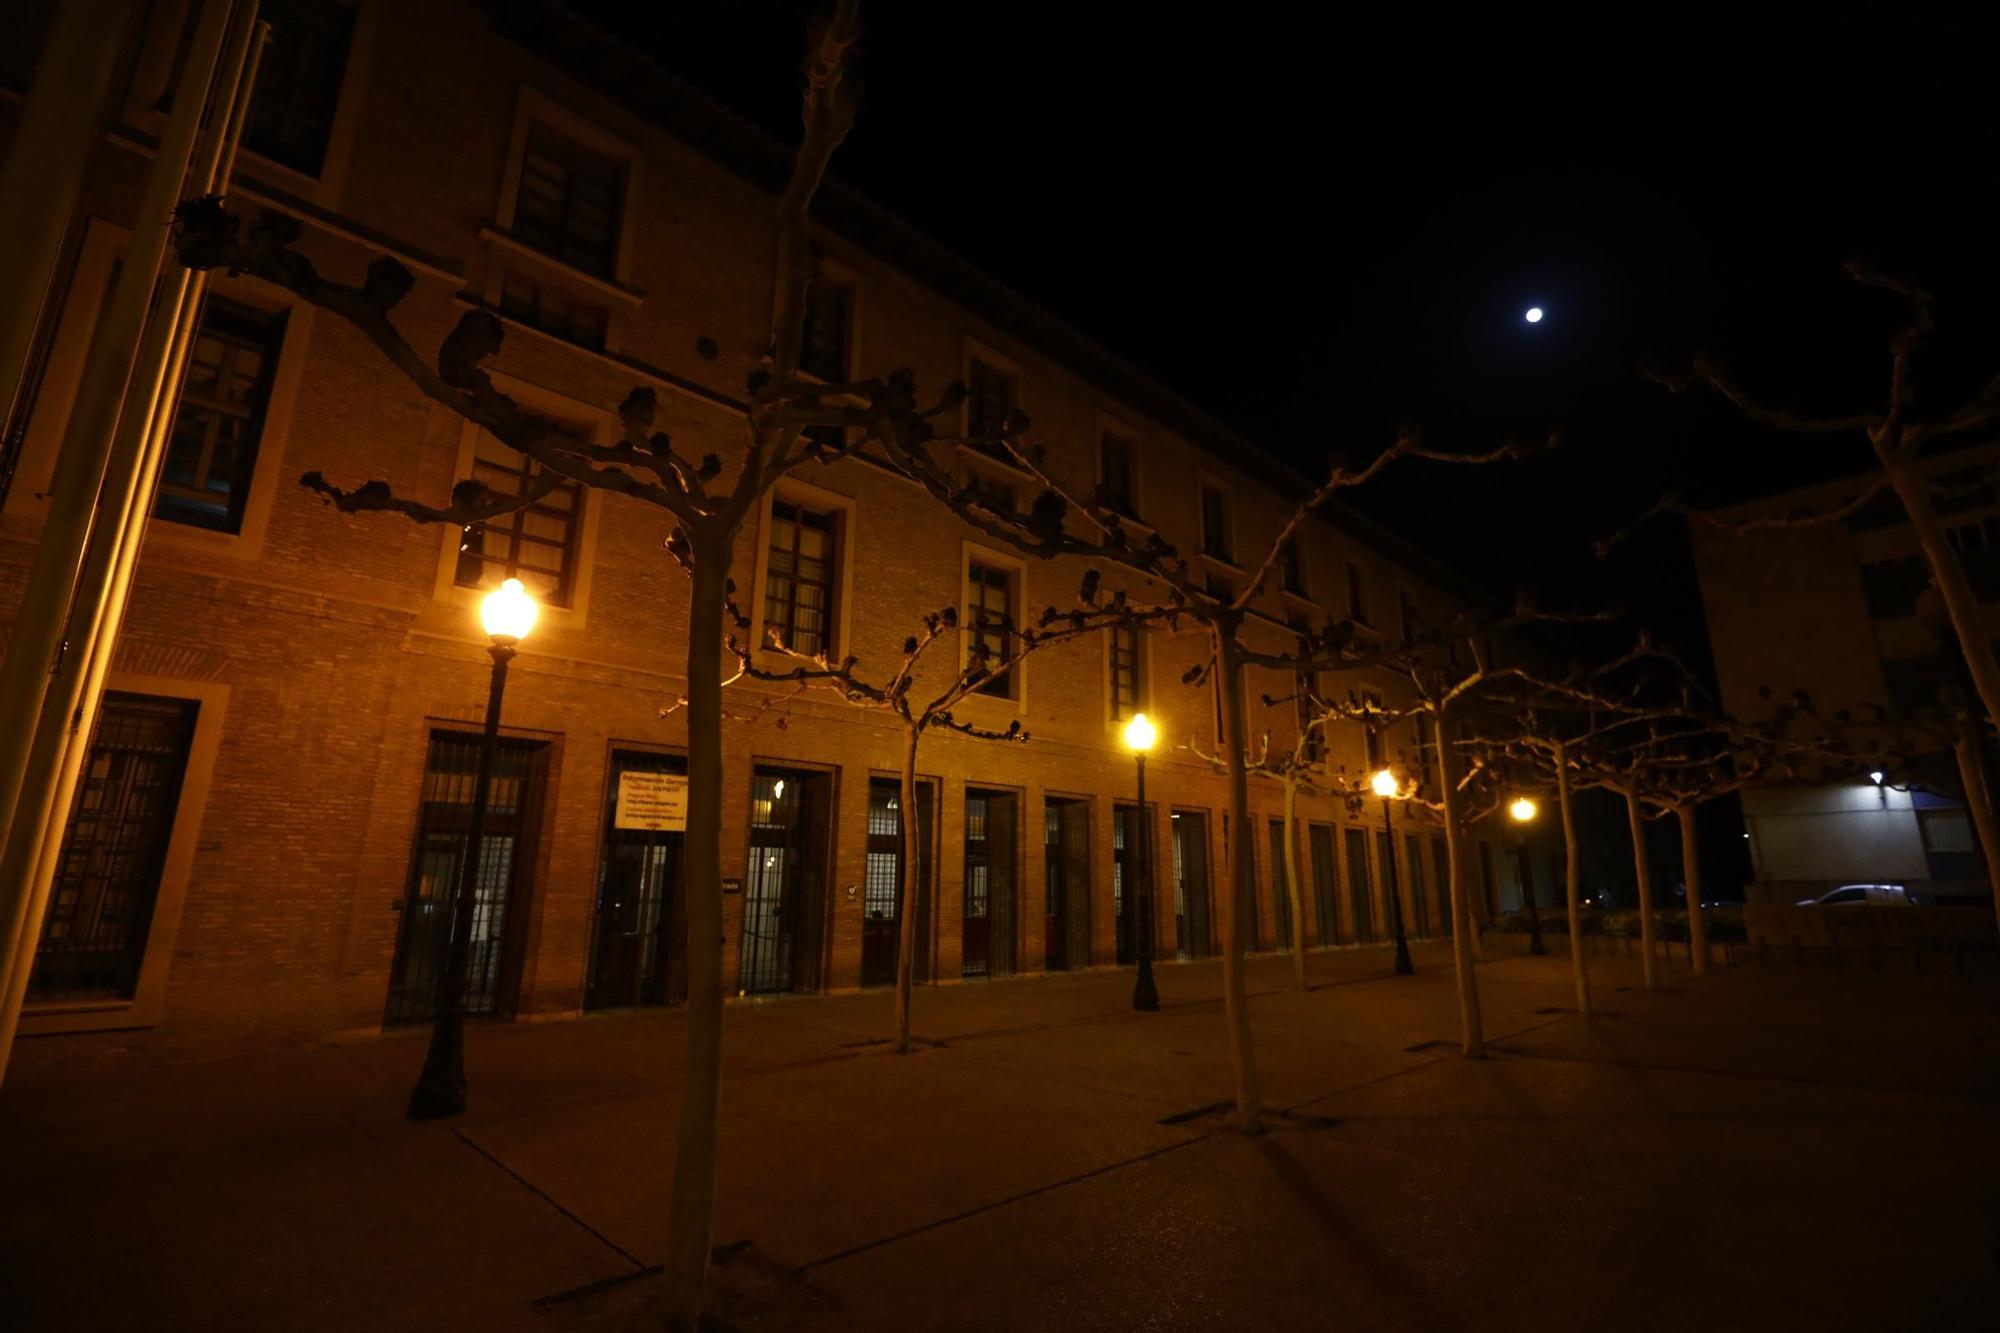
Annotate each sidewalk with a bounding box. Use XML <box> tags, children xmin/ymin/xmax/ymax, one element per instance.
<box><xmin>3</xmin><ymin>940</ymin><xmax>1995</xmax><ymax>1330</ymax></box>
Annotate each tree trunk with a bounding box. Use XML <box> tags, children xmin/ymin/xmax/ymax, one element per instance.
<box><xmin>1434</xmin><ymin>711</ymin><xmax>1485</xmax><ymax>1058</ymax></box>
<box><xmin>1879</xmin><ymin>448</ymin><xmax>2000</xmax><ymax>734</ymax></box>
<box><xmin>661</xmin><ymin>540</ymin><xmax>732</xmax><ymax>1331</ymax></box>
<box><xmin>1283</xmin><ymin>777</ymin><xmax>1307</xmax><ymax>991</ymax></box>
<box><xmin>1677</xmin><ymin>803</ymin><xmax>1708</xmax><ymax>977</ymax></box>
<box><xmin>1556</xmin><ymin>742</ymin><xmax>1591</xmax><ymax>1017</ymax></box>
<box><xmin>893</xmin><ymin>724</ymin><xmax>922</xmax><ymax>1054</ymax></box>
<box><xmin>1214</xmin><ymin>628</ymin><xmax>1264</xmax><ymax>1132</ymax></box>
<box><xmin>1950</xmin><ymin>723</ymin><xmax>2000</xmax><ymax>940</ymax></box>
<box><xmin>1624</xmin><ymin>787</ymin><xmax>1659</xmax><ymax>990</ymax></box>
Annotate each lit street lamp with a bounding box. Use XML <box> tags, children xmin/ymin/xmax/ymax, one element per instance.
<box><xmin>1510</xmin><ymin>795</ymin><xmax>1546</xmax><ymax>956</ymax></box>
<box><xmin>1125</xmin><ymin>712</ymin><xmax>1159</xmax><ymax>1012</ymax></box>
<box><xmin>409</xmin><ymin>578</ymin><xmax>538</xmax><ymax>1120</ymax></box>
<box><xmin>1372</xmin><ymin>768</ymin><xmax>1414</xmax><ymax>976</ymax></box>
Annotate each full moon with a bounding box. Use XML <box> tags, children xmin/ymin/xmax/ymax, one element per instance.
<box><xmin>1525</xmin><ymin>306</ymin><xmax>1544</xmax><ymax>323</ymax></box>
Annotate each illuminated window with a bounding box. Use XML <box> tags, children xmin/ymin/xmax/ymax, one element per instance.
<box><xmin>454</xmin><ymin>422</ymin><xmax>586</xmax><ymax>605</ymax></box>
<box><xmin>967</xmin><ymin>560</ymin><xmax>1017</xmax><ymax>698</ymax></box>
<box><xmin>155</xmin><ymin>299</ymin><xmax>285</xmax><ymax>534</ymax></box>
<box><xmin>765</xmin><ymin>501</ymin><xmax>838</xmax><ymax>657</ymax></box>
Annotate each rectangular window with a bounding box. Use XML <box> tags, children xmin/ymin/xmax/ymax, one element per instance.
<box><xmin>966</xmin><ymin>357</ymin><xmax>1016</xmax><ymax>455</ymax></box>
<box><xmin>1296</xmin><ymin>681</ymin><xmax>1323</xmax><ymax>764</ymax></box>
<box><xmin>1109</xmin><ymin>624</ymin><xmax>1142</xmax><ymax>721</ymax></box>
<box><xmin>155</xmin><ymin>298</ymin><xmax>286</xmax><ymax>534</ymax></box>
<box><xmin>498</xmin><ymin>271</ymin><xmax>608</xmax><ymax>350</ymax></box>
<box><xmin>1400</xmin><ymin>589</ymin><xmax>1418</xmax><ymax>646</ymax></box>
<box><xmin>799</xmin><ymin>275</ymin><xmax>852</xmax><ymax>382</ymax></box>
<box><xmin>968</xmin><ymin>560</ymin><xmax>1016</xmax><ymax>697</ymax></box>
<box><xmin>29</xmin><ymin>693</ymin><xmax>198</xmax><ymax>1001</ymax></box>
<box><xmin>514</xmin><ymin>126</ymin><xmax>626</xmax><ymax>277</ymax></box>
<box><xmin>765</xmin><ymin>500</ymin><xmax>838</xmax><ymax>657</ymax></box>
<box><xmin>1347</xmin><ymin>562</ymin><xmax>1369</xmax><ymax>625</ymax></box>
<box><xmin>1099</xmin><ymin>431</ymin><xmax>1136</xmax><ymax>517</ymax></box>
<box><xmin>1200</xmin><ymin>483</ymin><xmax>1231</xmax><ymax>561</ymax></box>
<box><xmin>1363</xmin><ymin>690</ymin><xmax>1384</xmax><ymax>768</ymax></box>
<box><xmin>241</xmin><ymin>0</ymin><xmax>357</xmax><ymax>176</ymax></box>
<box><xmin>454</xmin><ymin>426</ymin><xmax>585</xmax><ymax>606</ymax></box>
<box><xmin>1280</xmin><ymin>537</ymin><xmax>1306</xmax><ymax>596</ymax></box>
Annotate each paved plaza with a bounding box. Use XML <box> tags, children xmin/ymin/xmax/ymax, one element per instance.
<box><xmin>3</xmin><ymin>938</ymin><xmax>1995</xmax><ymax>1330</ymax></box>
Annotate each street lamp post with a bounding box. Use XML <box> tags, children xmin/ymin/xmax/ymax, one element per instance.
<box><xmin>409</xmin><ymin>578</ymin><xmax>538</xmax><ymax>1120</ymax></box>
<box><xmin>1125</xmin><ymin>712</ymin><xmax>1159</xmax><ymax>1011</ymax></box>
<box><xmin>1373</xmin><ymin>768</ymin><xmax>1414</xmax><ymax>976</ymax></box>
<box><xmin>1510</xmin><ymin>796</ymin><xmax>1545</xmax><ymax>956</ymax></box>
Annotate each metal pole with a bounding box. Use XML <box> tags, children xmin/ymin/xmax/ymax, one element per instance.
<box><xmin>0</xmin><ymin>0</ymin><xmax>243</xmax><ymax>1073</ymax></box>
<box><xmin>1385</xmin><ymin>798</ymin><xmax>1413</xmax><ymax>975</ymax></box>
<box><xmin>1132</xmin><ymin>754</ymin><xmax>1158</xmax><ymax>1011</ymax></box>
<box><xmin>1522</xmin><ymin>840</ymin><xmax>1546</xmax><ymax>955</ymax></box>
<box><xmin>0</xmin><ymin>0</ymin><xmax>141</xmax><ymax>442</ymax></box>
<box><xmin>0</xmin><ymin>16</ymin><xmax>270</xmax><ymax>1080</ymax></box>
<box><xmin>410</xmin><ymin>642</ymin><xmax>515</xmax><ymax>1119</ymax></box>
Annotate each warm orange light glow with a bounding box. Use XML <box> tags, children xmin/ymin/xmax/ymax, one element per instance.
<box><xmin>481</xmin><ymin>577</ymin><xmax>538</xmax><ymax>643</ymax></box>
<box><xmin>1509</xmin><ymin>796</ymin><xmax>1539</xmax><ymax>823</ymax></box>
<box><xmin>1370</xmin><ymin>768</ymin><xmax>1399</xmax><ymax>799</ymax></box>
<box><xmin>1123</xmin><ymin>712</ymin><xmax>1156</xmax><ymax>754</ymax></box>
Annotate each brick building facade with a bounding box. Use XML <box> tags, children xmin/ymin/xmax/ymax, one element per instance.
<box><xmin>0</xmin><ymin>0</ymin><xmax>1517</xmax><ymax>1041</ymax></box>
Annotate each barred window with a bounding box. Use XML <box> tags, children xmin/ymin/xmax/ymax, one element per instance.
<box><xmin>514</xmin><ymin>126</ymin><xmax>625</xmax><ymax>276</ymax></box>
<box><xmin>155</xmin><ymin>299</ymin><xmax>286</xmax><ymax>534</ymax></box>
<box><xmin>1100</xmin><ymin>431</ymin><xmax>1136</xmax><ymax>517</ymax></box>
<box><xmin>454</xmin><ymin>424</ymin><xmax>586</xmax><ymax>606</ymax></box>
<box><xmin>1110</xmin><ymin>624</ymin><xmax>1142</xmax><ymax>721</ymax></box>
<box><xmin>800</xmin><ymin>277</ymin><xmax>852</xmax><ymax>382</ymax></box>
<box><xmin>968</xmin><ymin>561</ymin><xmax>1016</xmax><ymax>698</ymax></box>
<box><xmin>765</xmin><ymin>501</ymin><xmax>838</xmax><ymax>657</ymax></box>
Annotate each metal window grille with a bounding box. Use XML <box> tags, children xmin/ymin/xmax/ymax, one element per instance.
<box><xmin>514</xmin><ymin>126</ymin><xmax>625</xmax><ymax>276</ymax></box>
<box><xmin>766</xmin><ymin>501</ymin><xmax>837</xmax><ymax>656</ymax></box>
<box><xmin>1268</xmin><ymin>820</ymin><xmax>1292</xmax><ymax>950</ymax></box>
<box><xmin>155</xmin><ymin>299</ymin><xmax>284</xmax><ymax>534</ymax></box>
<box><xmin>384</xmin><ymin>733</ymin><xmax>548</xmax><ymax>1025</ymax></box>
<box><xmin>454</xmin><ymin>423</ymin><xmax>584</xmax><ymax>605</ymax></box>
<box><xmin>586</xmin><ymin>751</ymin><xmax>686</xmax><ymax>1010</ymax></box>
<box><xmin>1346</xmin><ymin>826</ymin><xmax>1374</xmax><ymax>943</ymax></box>
<box><xmin>29</xmin><ymin>694</ymin><xmax>198</xmax><ymax>1001</ymax></box>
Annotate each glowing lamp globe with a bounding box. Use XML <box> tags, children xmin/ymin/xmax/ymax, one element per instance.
<box><xmin>1509</xmin><ymin>796</ymin><xmax>1538</xmax><ymax>824</ymax></box>
<box><xmin>1525</xmin><ymin>306</ymin><xmax>1544</xmax><ymax>323</ymax></box>
<box><xmin>481</xmin><ymin>577</ymin><xmax>538</xmax><ymax>644</ymax></box>
<box><xmin>1123</xmin><ymin>712</ymin><xmax>1157</xmax><ymax>754</ymax></box>
<box><xmin>1370</xmin><ymin>768</ymin><xmax>1399</xmax><ymax>799</ymax></box>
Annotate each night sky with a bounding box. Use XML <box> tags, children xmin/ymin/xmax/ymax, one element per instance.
<box><xmin>575</xmin><ymin>1</ymin><xmax>1999</xmax><ymax>665</ymax></box>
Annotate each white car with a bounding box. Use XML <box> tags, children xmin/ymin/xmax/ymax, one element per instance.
<box><xmin>1796</xmin><ymin>884</ymin><xmax>1912</xmax><ymax>907</ymax></box>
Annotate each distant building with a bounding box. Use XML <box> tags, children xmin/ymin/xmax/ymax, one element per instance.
<box><xmin>0</xmin><ymin>2</ymin><xmax>1522</xmax><ymax>1041</ymax></box>
<box><xmin>1692</xmin><ymin>448</ymin><xmax>1997</xmax><ymax>906</ymax></box>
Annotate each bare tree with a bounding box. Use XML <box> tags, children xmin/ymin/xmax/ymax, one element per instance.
<box><xmin>1641</xmin><ymin>263</ymin><xmax>2000</xmax><ymax>741</ymax></box>
<box><xmin>727</xmin><ymin>593</ymin><xmax>1104</xmax><ymax>1051</ymax></box>
<box><xmin>168</xmin><ymin>9</ymin><xmax>900</xmax><ymax>1324</ymax></box>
